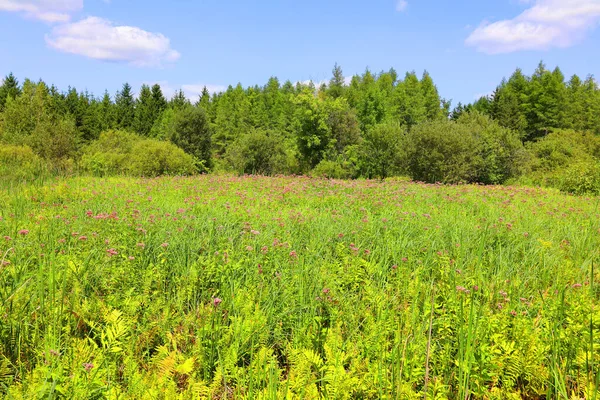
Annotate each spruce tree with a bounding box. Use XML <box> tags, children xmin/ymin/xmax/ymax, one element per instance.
<box><xmin>328</xmin><ymin>63</ymin><xmax>346</xmax><ymax>99</ymax></box>
<box><xmin>115</xmin><ymin>83</ymin><xmax>135</xmax><ymax>130</ymax></box>
<box><xmin>134</xmin><ymin>84</ymin><xmax>154</xmax><ymax>136</ymax></box>
<box><xmin>0</xmin><ymin>73</ymin><xmax>21</xmax><ymax>111</ymax></box>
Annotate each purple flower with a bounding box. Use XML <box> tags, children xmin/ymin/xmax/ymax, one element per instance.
<box><xmin>83</xmin><ymin>362</ymin><xmax>94</xmax><ymax>372</ymax></box>
<box><xmin>213</xmin><ymin>297</ymin><xmax>222</xmax><ymax>307</ymax></box>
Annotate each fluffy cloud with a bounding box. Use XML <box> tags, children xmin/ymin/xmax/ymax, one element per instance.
<box><xmin>0</xmin><ymin>0</ymin><xmax>82</xmax><ymax>22</ymax></box>
<box><xmin>181</xmin><ymin>84</ymin><xmax>226</xmax><ymax>99</ymax></box>
<box><xmin>466</xmin><ymin>0</ymin><xmax>600</xmax><ymax>53</ymax></box>
<box><xmin>45</xmin><ymin>17</ymin><xmax>180</xmax><ymax>67</ymax></box>
<box><xmin>143</xmin><ymin>82</ymin><xmax>225</xmax><ymax>101</ymax></box>
<box><xmin>396</xmin><ymin>0</ymin><xmax>408</xmax><ymax>12</ymax></box>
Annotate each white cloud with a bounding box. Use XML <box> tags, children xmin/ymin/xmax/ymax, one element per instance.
<box><xmin>182</xmin><ymin>84</ymin><xmax>226</xmax><ymax>98</ymax></box>
<box><xmin>143</xmin><ymin>82</ymin><xmax>225</xmax><ymax>101</ymax></box>
<box><xmin>45</xmin><ymin>17</ymin><xmax>180</xmax><ymax>67</ymax></box>
<box><xmin>466</xmin><ymin>0</ymin><xmax>600</xmax><ymax>54</ymax></box>
<box><xmin>396</xmin><ymin>0</ymin><xmax>408</xmax><ymax>12</ymax></box>
<box><xmin>0</xmin><ymin>0</ymin><xmax>82</xmax><ymax>22</ymax></box>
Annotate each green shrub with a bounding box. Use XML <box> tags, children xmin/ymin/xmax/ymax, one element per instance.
<box><xmin>0</xmin><ymin>144</ymin><xmax>46</xmax><ymax>180</ymax></box>
<box><xmin>81</xmin><ymin>130</ymin><xmax>196</xmax><ymax>177</ymax></box>
<box><xmin>359</xmin><ymin>122</ymin><xmax>406</xmax><ymax>179</ymax></box>
<box><xmin>526</xmin><ymin>129</ymin><xmax>600</xmax><ymax>172</ymax></box>
<box><xmin>407</xmin><ymin>113</ymin><xmax>524</xmax><ymax>184</ymax></box>
<box><xmin>80</xmin><ymin>130</ymin><xmax>138</xmax><ymax>176</ymax></box>
<box><xmin>225</xmin><ymin>130</ymin><xmax>289</xmax><ymax>175</ymax></box>
<box><xmin>558</xmin><ymin>161</ymin><xmax>600</xmax><ymax>195</ymax></box>
<box><xmin>127</xmin><ymin>140</ymin><xmax>197</xmax><ymax>177</ymax></box>
<box><xmin>312</xmin><ymin>159</ymin><xmax>353</xmax><ymax>179</ymax></box>
<box><xmin>407</xmin><ymin>120</ymin><xmax>479</xmax><ymax>183</ymax></box>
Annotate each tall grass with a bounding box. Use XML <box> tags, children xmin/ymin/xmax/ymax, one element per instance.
<box><xmin>0</xmin><ymin>175</ymin><xmax>598</xmax><ymax>398</ymax></box>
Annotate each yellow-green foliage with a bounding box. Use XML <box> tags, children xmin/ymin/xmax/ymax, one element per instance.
<box><xmin>81</xmin><ymin>130</ymin><xmax>197</xmax><ymax>177</ymax></box>
<box><xmin>0</xmin><ymin>176</ymin><xmax>598</xmax><ymax>398</ymax></box>
<box><xmin>0</xmin><ymin>143</ymin><xmax>46</xmax><ymax>180</ymax></box>
<box><xmin>524</xmin><ymin>129</ymin><xmax>600</xmax><ymax>194</ymax></box>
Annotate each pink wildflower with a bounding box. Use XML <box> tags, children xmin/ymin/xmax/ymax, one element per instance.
<box><xmin>18</xmin><ymin>229</ymin><xmax>29</xmax><ymax>236</ymax></box>
<box><xmin>106</xmin><ymin>248</ymin><xmax>118</xmax><ymax>257</ymax></box>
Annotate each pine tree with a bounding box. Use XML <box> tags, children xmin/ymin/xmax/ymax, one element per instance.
<box><xmin>99</xmin><ymin>91</ymin><xmax>115</xmax><ymax>132</ymax></box>
<box><xmin>420</xmin><ymin>71</ymin><xmax>442</xmax><ymax>120</ymax></box>
<box><xmin>151</xmin><ymin>84</ymin><xmax>167</xmax><ymax>116</ymax></box>
<box><xmin>115</xmin><ymin>83</ymin><xmax>135</xmax><ymax>130</ymax></box>
<box><xmin>170</xmin><ymin>89</ymin><xmax>189</xmax><ymax>110</ymax></box>
<box><xmin>134</xmin><ymin>84</ymin><xmax>154</xmax><ymax>136</ymax></box>
<box><xmin>328</xmin><ymin>63</ymin><xmax>346</xmax><ymax>99</ymax></box>
<box><xmin>393</xmin><ymin>72</ymin><xmax>426</xmax><ymax>128</ymax></box>
<box><xmin>0</xmin><ymin>73</ymin><xmax>21</xmax><ymax>111</ymax></box>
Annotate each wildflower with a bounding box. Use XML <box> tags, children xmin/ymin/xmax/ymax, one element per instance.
<box><xmin>58</xmin><ymin>238</ymin><xmax>66</xmax><ymax>244</ymax></box>
<box><xmin>83</xmin><ymin>362</ymin><xmax>94</xmax><ymax>372</ymax></box>
<box><xmin>160</xmin><ymin>243</ymin><xmax>169</xmax><ymax>248</ymax></box>
<box><xmin>510</xmin><ymin>310</ymin><xmax>517</xmax><ymax>317</ymax></box>
<box><xmin>137</xmin><ymin>243</ymin><xmax>145</xmax><ymax>249</ymax></box>
<box><xmin>246</xmin><ymin>245</ymin><xmax>253</xmax><ymax>252</ymax></box>
<box><xmin>250</xmin><ymin>230</ymin><xmax>260</xmax><ymax>235</ymax></box>
<box><xmin>456</xmin><ymin>285</ymin><xmax>470</xmax><ymax>294</ymax></box>
<box><xmin>392</xmin><ymin>264</ymin><xmax>398</xmax><ymax>270</ymax></box>
<box><xmin>323</xmin><ymin>288</ymin><xmax>330</xmax><ymax>294</ymax></box>
<box><xmin>4</xmin><ymin>236</ymin><xmax>12</xmax><ymax>241</ymax></box>
<box><xmin>401</xmin><ymin>257</ymin><xmax>408</xmax><ymax>262</ymax></box>
<box><xmin>572</xmin><ymin>283</ymin><xmax>583</xmax><ymax>289</ymax></box>
<box><xmin>78</xmin><ymin>236</ymin><xmax>87</xmax><ymax>241</ymax></box>
<box><xmin>213</xmin><ymin>297</ymin><xmax>222</xmax><ymax>307</ymax></box>
<box><xmin>364</xmin><ymin>249</ymin><xmax>371</xmax><ymax>255</ymax></box>
<box><xmin>524</xmin><ymin>232</ymin><xmax>529</xmax><ymax>237</ymax></box>
<box><xmin>472</xmin><ymin>285</ymin><xmax>479</xmax><ymax>292</ymax></box>
<box><xmin>18</xmin><ymin>229</ymin><xmax>29</xmax><ymax>236</ymax></box>
<box><xmin>106</xmin><ymin>248</ymin><xmax>118</xmax><ymax>257</ymax></box>
<box><xmin>49</xmin><ymin>349</ymin><xmax>60</xmax><ymax>357</ymax></box>
<box><xmin>261</xmin><ymin>246</ymin><xmax>268</xmax><ymax>254</ymax></box>
<box><xmin>128</xmin><ymin>256</ymin><xmax>135</xmax><ymax>261</ymax></box>
<box><xmin>338</xmin><ymin>233</ymin><xmax>344</xmax><ymax>238</ymax></box>
<box><xmin>289</xmin><ymin>250</ymin><xmax>298</xmax><ymax>258</ymax></box>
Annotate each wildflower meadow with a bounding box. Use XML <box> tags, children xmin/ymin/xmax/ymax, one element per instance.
<box><xmin>0</xmin><ymin>175</ymin><xmax>598</xmax><ymax>399</ymax></box>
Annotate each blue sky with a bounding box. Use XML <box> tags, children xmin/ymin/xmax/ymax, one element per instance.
<box><xmin>1</xmin><ymin>0</ymin><xmax>600</xmax><ymax>105</ymax></box>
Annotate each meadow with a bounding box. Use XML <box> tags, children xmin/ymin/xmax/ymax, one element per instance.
<box><xmin>0</xmin><ymin>175</ymin><xmax>598</xmax><ymax>399</ymax></box>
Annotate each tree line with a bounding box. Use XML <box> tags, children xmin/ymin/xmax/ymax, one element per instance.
<box><xmin>1</xmin><ymin>62</ymin><xmax>600</xmax><ymax>192</ymax></box>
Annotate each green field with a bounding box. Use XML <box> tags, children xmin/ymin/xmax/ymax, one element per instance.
<box><xmin>0</xmin><ymin>176</ymin><xmax>598</xmax><ymax>399</ymax></box>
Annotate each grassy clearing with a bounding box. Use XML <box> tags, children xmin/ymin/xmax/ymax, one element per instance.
<box><xmin>0</xmin><ymin>175</ymin><xmax>599</xmax><ymax>399</ymax></box>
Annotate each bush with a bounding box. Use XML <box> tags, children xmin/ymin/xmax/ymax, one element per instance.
<box><xmin>406</xmin><ymin>113</ymin><xmax>524</xmax><ymax>184</ymax></box>
<box><xmin>359</xmin><ymin>122</ymin><xmax>406</xmax><ymax>179</ymax></box>
<box><xmin>526</xmin><ymin>129</ymin><xmax>600</xmax><ymax>172</ymax></box>
<box><xmin>81</xmin><ymin>130</ymin><xmax>196</xmax><ymax>177</ymax></box>
<box><xmin>225</xmin><ymin>130</ymin><xmax>289</xmax><ymax>175</ymax></box>
<box><xmin>127</xmin><ymin>140</ymin><xmax>197</xmax><ymax>177</ymax></box>
<box><xmin>0</xmin><ymin>144</ymin><xmax>46</xmax><ymax>180</ymax></box>
<box><xmin>406</xmin><ymin>120</ymin><xmax>479</xmax><ymax>183</ymax></box>
<box><xmin>521</xmin><ymin>129</ymin><xmax>600</xmax><ymax>190</ymax></box>
<box><xmin>80</xmin><ymin>130</ymin><xmax>138</xmax><ymax>176</ymax></box>
<box><xmin>312</xmin><ymin>159</ymin><xmax>354</xmax><ymax>179</ymax></box>
<box><xmin>557</xmin><ymin>161</ymin><xmax>600</xmax><ymax>195</ymax></box>
<box><xmin>151</xmin><ymin>106</ymin><xmax>212</xmax><ymax>170</ymax></box>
